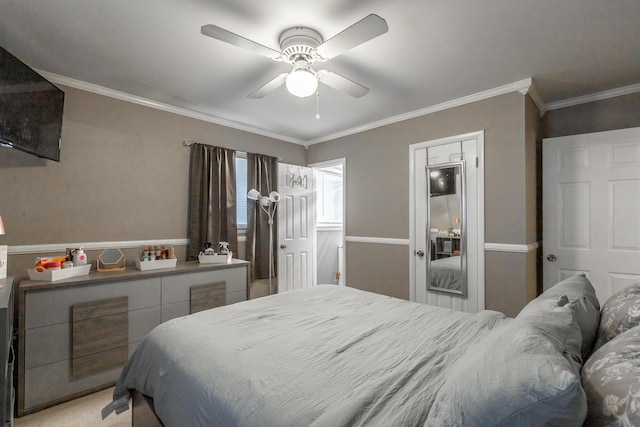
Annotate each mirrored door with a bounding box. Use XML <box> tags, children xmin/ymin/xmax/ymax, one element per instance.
<box><xmin>426</xmin><ymin>161</ymin><xmax>467</xmax><ymax>296</ymax></box>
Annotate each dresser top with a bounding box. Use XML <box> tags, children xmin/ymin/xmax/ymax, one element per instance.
<box><xmin>19</xmin><ymin>260</ymin><xmax>249</xmax><ymax>292</ymax></box>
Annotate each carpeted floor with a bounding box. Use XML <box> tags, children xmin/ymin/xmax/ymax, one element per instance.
<box><xmin>14</xmin><ymin>387</ymin><xmax>130</xmax><ymax>427</ymax></box>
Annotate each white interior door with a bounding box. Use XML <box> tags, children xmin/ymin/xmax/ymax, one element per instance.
<box><xmin>411</xmin><ymin>132</ymin><xmax>485</xmax><ymax>313</ymax></box>
<box><xmin>543</xmin><ymin>127</ymin><xmax>640</xmax><ymax>303</ymax></box>
<box><xmin>278</xmin><ymin>163</ymin><xmax>316</xmax><ymax>292</ymax></box>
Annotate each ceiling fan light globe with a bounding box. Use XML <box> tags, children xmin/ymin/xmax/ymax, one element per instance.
<box><xmin>286</xmin><ymin>69</ymin><xmax>318</xmax><ymax>97</ymax></box>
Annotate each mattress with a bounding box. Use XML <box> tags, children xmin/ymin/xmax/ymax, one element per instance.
<box><xmin>111</xmin><ymin>285</ymin><xmax>509</xmax><ymax>426</ymax></box>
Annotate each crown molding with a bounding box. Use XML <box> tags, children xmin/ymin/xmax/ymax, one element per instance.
<box><xmin>541</xmin><ymin>82</ymin><xmax>640</xmax><ymax>115</ymax></box>
<box><xmin>46</xmin><ymin>71</ymin><xmax>636</xmax><ymax>146</ymax></box>
<box><xmin>37</xmin><ymin>70</ymin><xmax>305</xmax><ymax>145</ymax></box>
<box><xmin>306</xmin><ymin>78</ymin><xmax>535</xmax><ymax>145</ymax></box>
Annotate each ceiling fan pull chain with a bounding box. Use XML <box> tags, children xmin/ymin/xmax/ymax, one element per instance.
<box><xmin>316</xmin><ymin>90</ymin><xmax>321</xmax><ymax>120</ymax></box>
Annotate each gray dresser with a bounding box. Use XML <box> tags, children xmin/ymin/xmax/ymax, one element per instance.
<box><xmin>17</xmin><ymin>261</ymin><xmax>248</xmax><ymax>416</ymax></box>
<box><xmin>0</xmin><ymin>277</ymin><xmax>14</xmax><ymax>427</ymax></box>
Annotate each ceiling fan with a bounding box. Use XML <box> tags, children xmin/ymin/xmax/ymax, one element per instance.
<box><xmin>200</xmin><ymin>14</ymin><xmax>388</xmax><ymax>99</ymax></box>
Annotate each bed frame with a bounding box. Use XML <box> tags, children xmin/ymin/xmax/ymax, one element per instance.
<box><xmin>131</xmin><ymin>389</ymin><xmax>164</xmax><ymax>427</ymax></box>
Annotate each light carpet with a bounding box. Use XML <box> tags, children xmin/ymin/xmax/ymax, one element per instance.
<box><xmin>14</xmin><ymin>387</ymin><xmax>130</xmax><ymax>427</ymax></box>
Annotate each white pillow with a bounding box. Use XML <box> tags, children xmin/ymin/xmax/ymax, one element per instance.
<box><xmin>427</xmin><ymin>307</ymin><xmax>586</xmax><ymax>426</ymax></box>
<box><xmin>518</xmin><ymin>274</ymin><xmax>600</xmax><ymax>359</ymax></box>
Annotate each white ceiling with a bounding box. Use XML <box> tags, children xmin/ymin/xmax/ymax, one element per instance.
<box><xmin>1</xmin><ymin>0</ymin><xmax>639</xmax><ymax>145</ymax></box>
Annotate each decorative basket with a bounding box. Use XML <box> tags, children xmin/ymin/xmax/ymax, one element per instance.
<box><xmin>27</xmin><ymin>264</ymin><xmax>92</xmax><ymax>282</ymax></box>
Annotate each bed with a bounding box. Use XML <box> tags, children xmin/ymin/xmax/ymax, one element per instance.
<box><xmin>106</xmin><ymin>276</ymin><xmax>640</xmax><ymax>427</ymax></box>
<box><xmin>429</xmin><ymin>256</ymin><xmax>461</xmax><ymax>291</ymax></box>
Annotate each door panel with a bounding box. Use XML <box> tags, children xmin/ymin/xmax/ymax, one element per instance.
<box><xmin>543</xmin><ymin>127</ymin><xmax>640</xmax><ymax>303</ymax></box>
<box><xmin>278</xmin><ymin>163</ymin><xmax>315</xmax><ymax>293</ymax></box>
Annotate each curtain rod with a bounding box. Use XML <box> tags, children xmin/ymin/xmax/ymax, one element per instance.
<box><xmin>182</xmin><ymin>140</ymin><xmax>283</xmax><ymax>161</ymax></box>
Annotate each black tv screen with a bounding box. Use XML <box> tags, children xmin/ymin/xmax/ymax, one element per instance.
<box><xmin>429</xmin><ymin>167</ymin><xmax>456</xmax><ymax>196</ymax></box>
<box><xmin>0</xmin><ymin>46</ymin><xmax>64</xmax><ymax>162</ymax></box>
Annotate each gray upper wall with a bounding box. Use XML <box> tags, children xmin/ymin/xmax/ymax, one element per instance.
<box><xmin>3</xmin><ymin>79</ymin><xmax>636</xmax><ymax>309</ymax></box>
<box><xmin>307</xmin><ymin>91</ymin><xmax>534</xmax><ymax>246</ymax></box>
<box><xmin>542</xmin><ymin>92</ymin><xmax>640</xmax><ymax>138</ymax></box>
<box><xmin>0</xmin><ymin>85</ymin><xmax>306</xmax><ymax>248</ymax></box>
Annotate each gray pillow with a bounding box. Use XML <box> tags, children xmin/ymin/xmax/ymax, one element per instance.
<box><xmin>592</xmin><ymin>284</ymin><xmax>640</xmax><ymax>351</ymax></box>
<box><xmin>427</xmin><ymin>307</ymin><xmax>586</xmax><ymax>426</ymax></box>
<box><xmin>582</xmin><ymin>326</ymin><xmax>640</xmax><ymax>426</ymax></box>
<box><xmin>518</xmin><ymin>274</ymin><xmax>600</xmax><ymax>359</ymax></box>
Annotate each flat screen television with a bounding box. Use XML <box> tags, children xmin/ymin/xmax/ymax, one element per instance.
<box><xmin>0</xmin><ymin>46</ymin><xmax>64</xmax><ymax>162</ymax></box>
<box><xmin>429</xmin><ymin>167</ymin><xmax>456</xmax><ymax>197</ymax></box>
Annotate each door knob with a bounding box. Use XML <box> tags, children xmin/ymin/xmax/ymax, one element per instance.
<box><xmin>546</xmin><ymin>254</ymin><xmax>557</xmax><ymax>262</ymax></box>
<box><xmin>280</xmin><ymin>244</ymin><xmax>287</xmax><ymax>249</ymax></box>
<box><xmin>416</xmin><ymin>250</ymin><xmax>425</xmax><ymax>258</ymax></box>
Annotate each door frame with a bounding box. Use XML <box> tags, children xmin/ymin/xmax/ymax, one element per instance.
<box><xmin>309</xmin><ymin>158</ymin><xmax>347</xmax><ymax>286</ymax></box>
<box><xmin>409</xmin><ymin>131</ymin><xmax>485</xmax><ymax>308</ymax></box>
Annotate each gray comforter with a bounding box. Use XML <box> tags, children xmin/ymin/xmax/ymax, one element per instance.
<box><xmin>111</xmin><ymin>285</ymin><xmax>509</xmax><ymax>426</ymax></box>
<box><xmin>430</xmin><ymin>256</ymin><xmax>462</xmax><ymax>290</ymax></box>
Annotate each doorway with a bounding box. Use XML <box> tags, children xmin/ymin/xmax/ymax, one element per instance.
<box><xmin>311</xmin><ymin>159</ymin><xmax>346</xmax><ymax>286</ymax></box>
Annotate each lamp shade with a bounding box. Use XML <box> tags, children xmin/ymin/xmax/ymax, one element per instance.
<box><xmin>286</xmin><ymin>69</ymin><xmax>318</xmax><ymax>98</ymax></box>
<box><xmin>0</xmin><ymin>216</ymin><xmax>4</xmax><ymax>235</ymax></box>
<box><xmin>247</xmin><ymin>189</ymin><xmax>261</xmax><ymax>201</ymax></box>
<box><xmin>268</xmin><ymin>191</ymin><xmax>281</xmax><ymax>203</ymax></box>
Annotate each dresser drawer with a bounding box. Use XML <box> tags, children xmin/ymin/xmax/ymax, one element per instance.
<box><xmin>25</xmin><ymin>306</ymin><xmax>160</xmax><ymax>369</ymax></box>
<box><xmin>25</xmin><ymin>277</ymin><xmax>161</xmax><ymax>329</ymax></box>
<box><xmin>161</xmin><ymin>267</ymin><xmax>247</xmax><ymax>305</ymax></box>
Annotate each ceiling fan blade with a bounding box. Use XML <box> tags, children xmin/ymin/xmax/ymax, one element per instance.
<box><xmin>248</xmin><ymin>73</ymin><xmax>289</xmax><ymax>99</ymax></box>
<box><xmin>316</xmin><ymin>14</ymin><xmax>388</xmax><ymax>60</ymax></box>
<box><xmin>201</xmin><ymin>24</ymin><xmax>281</xmax><ymax>59</ymax></box>
<box><xmin>317</xmin><ymin>70</ymin><xmax>369</xmax><ymax>98</ymax></box>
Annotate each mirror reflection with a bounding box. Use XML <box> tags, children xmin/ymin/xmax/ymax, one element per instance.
<box><xmin>427</xmin><ymin>161</ymin><xmax>467</xmax><ymax>296</ymax></box>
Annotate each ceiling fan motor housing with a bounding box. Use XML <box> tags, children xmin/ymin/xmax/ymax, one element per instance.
<box><xmin>279</xmin><ymin>27</ymin><xmax>324</xmax><ymax>63</ymax></box>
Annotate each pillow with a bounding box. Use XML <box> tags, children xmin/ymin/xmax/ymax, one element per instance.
<box><xmin>518</xmin><ymin>274</ymin><xmax>600</xmax><ymax>359</ymax></box>
<box><xmin>582</xmin><ymin>326</ymin><xmax>640</xmax><ymax>426</ymax></box>
<box><xmin>427</xmin><ymin>307</ymin><xmax>586</xmax><ymax>426</ymax></box>
<box><xmin>592</xmin><ymin>284</ymin><xmax>640</xmax><ymax>351</ymax></box>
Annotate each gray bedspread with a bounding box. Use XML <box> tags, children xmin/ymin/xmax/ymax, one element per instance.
<box><xmin>111</xmin><ymin>285</ymin><xmax>509</xmax><ymax>427</ymax></box>
<box><xmin>430</xmin><ymin>256</ymin><xmax>461</xmax><ymax>290</ymax></box>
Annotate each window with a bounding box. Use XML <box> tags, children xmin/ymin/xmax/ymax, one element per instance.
<box><xmin>236</xmin><ymin>155</ymin><xmax>248</xmax><ymax>228</ymax></box>
<box><xmin>316</xmin><ymin>166</ymin><xmax>343</xmax><ymax>226</ymax></box>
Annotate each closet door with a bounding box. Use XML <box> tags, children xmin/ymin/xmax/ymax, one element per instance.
<box><xmin>543</xmin><ymin>127</ymin><xmax>640</xmax><ymax>303</ymax></box>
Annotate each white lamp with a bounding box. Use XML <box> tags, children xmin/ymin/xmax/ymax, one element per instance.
<box><xmin>248</xmin><ymin>189</ymin><xmax>280</xmax><ymax>295</ymax></box>
<box><xmin>285</xmin><ymin>58</ymin><xmax>318</xmax><ymax>98</ymax></box>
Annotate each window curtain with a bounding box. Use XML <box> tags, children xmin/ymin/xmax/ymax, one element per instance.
<box><xmin>188</xmin><ymin>143</ymin><xmax>238</xmax><ymax>260</ymax></box>
<box><xmin>246</xmin><ymin>153</ymin><xmax>279</xmax><ymax>285</ymax></box>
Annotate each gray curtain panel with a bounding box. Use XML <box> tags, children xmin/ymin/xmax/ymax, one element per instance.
<box><xmin>246</xmin><ymin>153</ymin><xmax>279</xmax><ymax>284</ymax></box>
<box><xmin>188</xmin><ymin>143</ymin><xmax>238</xmax><ymax>260</ymax></box>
